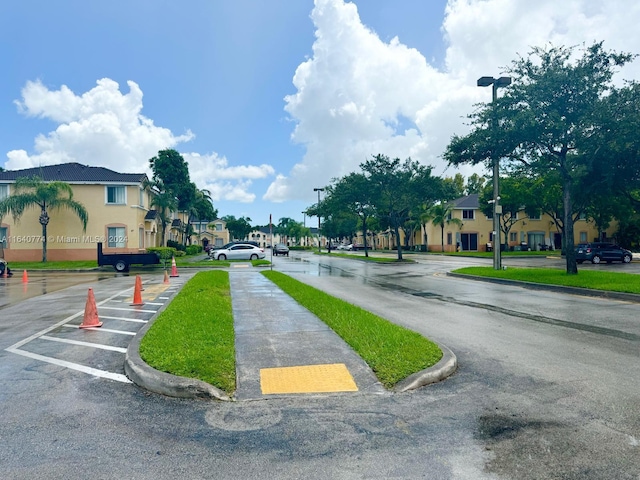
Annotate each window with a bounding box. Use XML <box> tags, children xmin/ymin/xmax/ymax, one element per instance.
<box><xmin>107</xmin><ymin>227</ymin><xmax>126</xmax><ymax>248</ymax></box>
<box><xmin>447</xmin><ymin>232</ymin><xmax>452</xmax><ymax>245</ymax></box>
<box><xmin>139</xmin><ymin>227</ymin><xmax>144</xmax><ymax>249</ymax></box>
<box><xmin>0</xmin><ymin>226</ymin><xmax>7</xmax><ymax>248</ymax></box>
<box><xmin>462</xmin><ymin>209</ymin><xmax>474</xmax><ymax>220</ymax></box>
<box><xmin>215</xmin><ymin>223</ymin><xmax>223</xmax><ymax>231</ymax></box>
<box><xmin>580</xmin><ymin>231</ymin><xmax>587</xmax><ymax>242</ymax></box>
<box><xmin>139</xmin><ymin>188</ymin><xmax>145</xmax><ymax>207</ymax></box>
<box><xmin>528</xmin><ymin>211</ymin><xmax>541</xmax><ymax>220</ymax></box>
<box><xmin>0</xmin><ymin>184</ymin><xmax>8</xmax><ymax>200</ymax></box>
<box><xmin>510</xmin><ymin>232</ymin><xmax>517</xmax><ymax>242</ymax></box>
<box><xmin>106</xmin><ymin>186</ymin><xmax>126</xmax><ymax>204</ymax></box>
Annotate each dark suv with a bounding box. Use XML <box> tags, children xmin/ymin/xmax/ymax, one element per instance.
<box><xmin>575</xmin><ymin>242</ymin><xmax>633</xmax><ymax>264</ymax></box>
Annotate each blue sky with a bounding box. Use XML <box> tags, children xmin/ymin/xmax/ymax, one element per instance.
<box><xmin>2</xmin><ymin>0</ymin><xmax>640</xmax><ymax>227</ymax></box>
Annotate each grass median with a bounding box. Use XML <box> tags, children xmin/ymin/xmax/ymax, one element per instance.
<box><xmin>139</xmin><ymin>270</ymin><xmax>236</xmax><ymax>394</ymax></box>
<box><xmin>262</xmin><ymin>270</ymin><xmax>442</xmax><ymax>388</ymax></box>
<box><xmin>453</xmin><ymin>266</ymin><xmax>640</xmax><ymax>294</ymax></box>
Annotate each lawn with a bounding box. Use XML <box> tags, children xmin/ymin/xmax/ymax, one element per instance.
<box><xmin>139</xmin><ymin>270</ymin><xmax>236</xmax><ymax>393</ymax></box>
<box><xmin>452</xmin><ymin>266</ymin><xmax>640</xmax><ymax>294</ymax></box>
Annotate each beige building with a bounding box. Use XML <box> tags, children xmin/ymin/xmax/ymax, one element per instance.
<box><xmin>1</xmin><ymin>163</ymin><xmax>161</xmax><ymax>261</ymax></box>
<box><xmin>420</xmin><ymin>194</ymin><xmax>615</xmax><ymax>253</ymax></box>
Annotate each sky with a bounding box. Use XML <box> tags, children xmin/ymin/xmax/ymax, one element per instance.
<box><xmin>2</xmin><ymin>0</ymin><xmax>640</xmax><ymax>228</ymax></box>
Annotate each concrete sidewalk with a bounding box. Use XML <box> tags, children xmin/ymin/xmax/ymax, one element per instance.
<box><xmin>125</xmin><ymin>268</ymin><xmax>456</xmax><ymax>401</ymax></box>
<box><xmin>231</xmin><ymin>270</ymin><xmax>386</xmax><ymax>400</ymax></box>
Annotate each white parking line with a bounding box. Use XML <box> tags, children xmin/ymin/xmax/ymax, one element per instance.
<box><xmin>100</xmin><ymin>315</ymin><xmax>147</xmax><ymax>323</ymax></box>
<box><xmin>5</xmin><ymin>348</ymin><xmax>131</xmax><ymax>383</ymax></box>
<box><xmin>40</xmin><ymin>335</ymin><xmax>127</xmax><ymax>353</ymax></box>
<box><xmin>100</xmin><ymin>306</ymin><xmax>158</xmax><ymax>314</ymax></box>
<box><xmin>61</xmin><ymin>324</ymin><xmax>137</xmax><ymax>335</ymax></box>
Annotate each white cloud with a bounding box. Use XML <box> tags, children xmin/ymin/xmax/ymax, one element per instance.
<box><xmin>6</xmin><ymin>79</ymin><xmax>276</xmax><ymax>203</ymax></box>
<box><xmin>266</xmin><ymin>0</ymin><xmax>640</xmax><ymax>203</ymax></box>
<box><xmin>183</xmin><ymin>152</ymin><xmax>275</xmax><ymax>203</ymax></box>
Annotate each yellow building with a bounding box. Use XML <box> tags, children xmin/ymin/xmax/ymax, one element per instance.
<box><xmin>420</xmin><ymin>194</ymin><xmax>616</xmax><ymax>253</ymax></box>
<box><xmin>0</xmin><ymin>163</ymin><xmax>162</xmax><ymax>261</ymax></box>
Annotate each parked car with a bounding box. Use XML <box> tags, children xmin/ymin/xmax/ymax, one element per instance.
<box><xmin>211</xmin><ymin>243</ymin><xmax>265</xmax><ymax>261</ymax></box>
<box><xmin>209</xmin><ymin>241</ymin><xmax>260</xmax><ymax>257</ymax></box>
<box><xmin>273</xmin><ymin>244</ymin><xmax>289</xmax><ymax>256</ymax></box>
<box><xmin>575</xmin><ymin>242</ymin><xmax>633</xmax><ymax>264</ymax></box>
<box><xmin>336</xmin><ymin>244</ymin><xmax>349</xmax><ymax>250</ymax></box>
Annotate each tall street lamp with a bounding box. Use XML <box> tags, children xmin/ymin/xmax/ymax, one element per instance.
<box><xmin>477</xmin><ymin>75</ymin><xmax>511</xmax><ymax>270</ymax></box>
<box><xmin>313</xmin><ymin>187</ymin><xmax>324</xmax><ymax>253</ymax></box>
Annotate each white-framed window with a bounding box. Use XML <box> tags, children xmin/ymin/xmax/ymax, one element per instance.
<box><xmin>462</xmin><ymin>209</ymin><xmax>474</xmax><ymax>220</ymax></box>
<box><xmin>0</xmin><ymin>184</ymin><xmax>9</xmax><ymax>200</ymax></box>
<box><xmin>139</xmin><ymin>188</ymin><xmax>145</xmax><ymax>207</ymax></box>
<box><xmin>106</xmin><ymin>186</ymin><xmax>126</xmax><ymax>205</ymax></box>
<box><xmin>215</xmin><ymin>222</ymin><xmax>223</xmax><ymax>231</ymax></box>
<box><xmin>528</xmin><ymin>211</ymin><xmax>541</xmax><ymax>220</ymax></box>
<box><xmin>510</xmin><ymin>232</ymin><xmax>517</xmax><ymax>242</ymax></box>
<box><xmin>580</xmin><ymin>231</ymin><xmax>587</xmax><ymax>242</ymax></box>
<box><xmin>139</xmin><ymin>227</ymin><xmax>144</xmax><ymax>249</ymax></box>
<box><xmin>107</xmin><ymin>226</ymin><xmax>126</xmax><ymax>248</ymax></box>
<box><xmin>0</xmin><ymin>226</ymin><xmax>7</xmax><ymax>247</ymax></box>
<box><xmin>447</xmin><ymin>232</ymin><xmax>453</xmax><ymax>245</ymax></box>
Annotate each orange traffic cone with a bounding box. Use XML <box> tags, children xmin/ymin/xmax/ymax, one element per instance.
<box><xmin>131</xmin><ymin>275</ymin><xmax>144</xmax><ymax>306</ymax></box>
<box><xmin>22</xmin><ymin>270</ymin><xmax>28</xmax><ymax>283</ymax></box>
<box><xmin>79</xmin><ymin>288</ymin><xmax>103</xmax><ymax>328</ymax></box>
<box><xmin>163</xmin><ymin>270</ymin><xmax>170</xmax><ymax>284</ymax></box>
<box><xmin>170</xmin><ymin>256</ymin><xmax>179</xmax><ymax>277</ymax></box>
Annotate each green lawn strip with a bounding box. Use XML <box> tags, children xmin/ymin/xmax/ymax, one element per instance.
<box><xmin>139</xmin><ymin>270</ymin><xmax>236</xmax><ymax>394</ymax></box>
<box><xmin>453</xmin><ymin>266</ymin><xmax>640</xmax><ymax>294</ymax></box>
<box><xmin>323</xmin><ymin>252</ymin><xmax>411</xmax><ymax>263</ymax></box>
<box><xmin>262</xmin><ymin>270</ymin><xmax>442</xmax><ymax>389</ymax></box>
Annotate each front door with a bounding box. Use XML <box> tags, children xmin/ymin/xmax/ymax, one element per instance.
<box><xmin>460</xmin><ymin>233</ymin><xmax>478</xmax><ymax>251</ymax></box>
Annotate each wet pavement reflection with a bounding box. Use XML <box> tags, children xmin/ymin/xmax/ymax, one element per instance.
<box><xmin>0</xmin><ymin>271</ymin><xmax>126</xmax><ymax>310</ymax></box>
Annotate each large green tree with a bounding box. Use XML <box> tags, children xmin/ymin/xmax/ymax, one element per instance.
<box><xmin>445</xmin><ymin>42</ymin><xmax>635</xmax><ymax>274</ymax></box>
<box><xmin>0</xmin><ymin>176</ymin><xmax>88</xmax><ymax>262</ymax></box>
<box><xmin>222</xmin><ymin>215</ymin><xmax>253</xmax><ymax>241</ymax></box>
<box><xmin>149</xmin><ymin>149</ymin><xmax>195</xmax><ymax>211</ymax></box>
<box><xmin>362</xmin><ymin>154</ymin><xmax>435</xmax><ymax>260</ymax></box>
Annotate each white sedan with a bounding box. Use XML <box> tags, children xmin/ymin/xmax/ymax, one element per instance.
<box><xmin>211</xmin><ymin>243</ymin><xmax>266</xmax><ymax>261</ymax></box>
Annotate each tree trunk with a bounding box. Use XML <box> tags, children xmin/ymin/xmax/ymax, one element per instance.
<box><xmin>563</xmin><ymin>177</ymin><xmax>578</xmax><ymax>274</ymax></box>
<box><xmin>39</xmin><ymin>209</ymin><xmax>49</xmax><ymax>262</ymax></box>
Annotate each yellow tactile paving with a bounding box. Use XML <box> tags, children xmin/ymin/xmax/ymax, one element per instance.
<box><xmin>260</xmin><ymin>363</ymin><xmax>359</xmax><ymax>394</ymax></box>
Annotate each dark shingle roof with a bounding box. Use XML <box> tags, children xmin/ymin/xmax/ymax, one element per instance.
<box><xmin>144</xmin><ymin>210</ymin><xmax>158</xmax><ymax>220</ymax></box>
<box><xmin>451</xmin><ymin>194</ymin><xmax>479</xmax><ymax>209</ymax></box>
<box><xmin>0</xmin><ymin>162</ymin><xmax>147</xmax><ymax>184</ymax></box>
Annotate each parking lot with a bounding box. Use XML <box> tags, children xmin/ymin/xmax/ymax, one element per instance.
<box><xmin>1</xmin><ymin>271</ymin><xmax>189</xmax><ymax>384</ymax></box>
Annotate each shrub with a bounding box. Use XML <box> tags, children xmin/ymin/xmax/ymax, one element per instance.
<box><xmin>147</xmin><ymin>247</ymin><xmax>177</xmax><ymax>261</ymax></box>
<box><xmin>167</xmin><ymin>240</ymin><xmax>186</xmax><ymax>252</ymax></box>
<box><xmin>186</xmin><ymin>245</ymin><xmax>203</xmax><ymax>255</ymax></box>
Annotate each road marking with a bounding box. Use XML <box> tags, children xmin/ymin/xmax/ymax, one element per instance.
<box><xmin>100</xmin><ymin>315</ymin><xmax>147</xmax><ymax>323</ymax></box>
<box><xmin>40</xmin><ymin>335</ymin><xmax>127</xmax><ymax>353</ymax></box>
<box><xmin>5</xmin><ymin>348</ymin><xmax>131</xmax><ymax>383</ymax></box>
<box><xmin>100</xmin><ymin>306</ymin><xmax>158</xmax><ymax>314</ymax></box>
<box><xmin>61</xmin><ymin>325</ymin><xmax>137</xmax><ymax>335</ymax></box>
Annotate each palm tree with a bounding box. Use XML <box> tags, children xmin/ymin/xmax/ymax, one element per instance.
<box><xmin>422</xmin><ymin>202</ymin><xmax>462</xmax><ymax>252</ymax></box>
<box><xmin>0</xmin><ymin>176</ymin><xmax>88</xmax><ymax>262</ymax></box>
<box><xmin>143</xmin><ymin>179</ymin><xmax>178</xmax><ymax>247</ymax></box>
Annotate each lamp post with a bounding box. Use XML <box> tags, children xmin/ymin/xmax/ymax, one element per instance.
<box><xmin>477</xmin><ymin>75</ymin><xmax>511</xmax><ymax>270</ymax></box>
<box><xmin>313</xmin><ymin>188</ymin><xmax>324</xmax><ymax>253</ymax></box>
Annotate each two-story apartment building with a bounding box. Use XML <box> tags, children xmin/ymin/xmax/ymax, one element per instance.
<box><xmin>421</xmin><ymin>194</ymin><xmax>615</xmax><ymax>252</ymax></box>
<box><xmin>0</xmin><ymin>163</ymin><xmax>162</xmax><ymax>261</ymax></box>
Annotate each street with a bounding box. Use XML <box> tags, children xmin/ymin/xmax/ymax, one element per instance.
<box><xmin>1</xmin><ymin>254</ymin><xmax>639</xmax><ymax>479</ymax></box>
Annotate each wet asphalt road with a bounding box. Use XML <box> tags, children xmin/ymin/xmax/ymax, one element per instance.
<box><xmin>1</xmin><ymin>255</ymin><xmax>639</xmax><ymax>479</ymax></box>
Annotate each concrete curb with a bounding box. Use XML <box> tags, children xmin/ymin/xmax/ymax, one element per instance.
<box><xmin>447</xmin><ymin>272</ymin><xmax>640</xmax><ymax>303</ymax></box>
<box><xmin>393</xmin><ymin>344</ymin><xmax>457</xmax><ymax>392</ymax></box>
<box><xmin>124</xmin><ymin>310</ymin><xmax>231</xmax><ymax>402</ymax></box>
